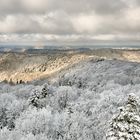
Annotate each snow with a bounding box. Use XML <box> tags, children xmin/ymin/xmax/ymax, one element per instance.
<box><xmin>0</xmin><ymin>59</ymin><xmax>140</xmax><ymax>140</ymax></box>
<box><xmin>106</xmin><ymin>94</ymin><xmax>140</xmax><ymax>140</ymax></box>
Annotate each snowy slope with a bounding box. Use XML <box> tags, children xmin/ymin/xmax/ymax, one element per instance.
<box><xmin>0</xmin><ymin>59</ymin><xmax>140</xmax><ymax>140</ymax></box>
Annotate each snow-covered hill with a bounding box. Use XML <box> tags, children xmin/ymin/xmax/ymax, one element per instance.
<box><xmin>0</xmin><ymin>59</ymin><xmax>140</xmax><ymax>140</ymax></box>
<box><xmin>1</xmin><ymin>48</ymin><xmax>140</xmax><ymax>84</ymax></box>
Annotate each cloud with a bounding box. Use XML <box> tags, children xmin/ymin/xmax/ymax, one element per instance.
<box><xmin>0</xmin><ymin>15</ymin><xmax>42</xmax><ymax>33</ymax></box>
<box><xmin>0</xmin><ymin>11</ymin><xmax>76</xmax><ymax>34</ymax></box>
<box><xmin>0</xmin><ymin>0</ymin><xmax>139</xmax><ymax>44</ymax></box>
<box><xmin>0</xmin><ymin>0</ymin><xmax>127</xmax><ymax>15</ymax></box>
<box><xmin>71</xmin><ymin>13</ymin><xmax>102</xmax><ymax>33</ymax></box>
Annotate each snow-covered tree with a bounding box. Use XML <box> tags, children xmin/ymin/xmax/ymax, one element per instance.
<box><xmin>1</xmin><ymin>59</ymin><xmax>140</xmax><ymax>140</ymax></box>
<box><xmin>29</xmin><ymin>90</ymin><xmax>41</xmax><ymax>108</ymax></box>
<box><xmin>29</xmin><ymin>85</ymin><xmax>50</xmax><ymax>108</ymax></box>
<box><xmin>106</xmin><ymin>94</ymin><xmax>140</xmax><ymax>140</ymax></box>
<box><xmin>0</xmin><ymin>93</ymin><xmax>26</xmax><ymax>130</ymax></box>
<box><xmin>41</xmin><ymin>84</ymin><xmax>49</xmax><ymax>98</ymax></box>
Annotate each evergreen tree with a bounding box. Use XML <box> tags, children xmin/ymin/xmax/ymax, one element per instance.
<box><xmin>106</xmin><ymin>94</ymin><xmax>140</xmax><ymax>140</ymax></box>
<box><xmin>41</xmin><ymin>84</ymin><xmax>49</xmax><ymax>98</ymax></box>
<box><xmin>29</xmin><ymin>90</ymin><xmax>40</xmax><ymax>108</ymax></box>
<box><xmin>29</xmin><ymin>85</ymin><xmax>49</xmax><ymax>108</ymax></box>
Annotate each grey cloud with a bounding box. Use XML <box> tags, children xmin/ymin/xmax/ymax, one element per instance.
<box><xmin>1</xmin><ymin>33</ymin><xmax>140</xmax><ymax>46</ymax></box>
<box><xmin>0</xmin><ymin>15</ymin><xmax>42</xmax><ymax>33</ymax></box>
<box><xmin>0</xmin><ymin>0</ymin><xmax>127</xmax><ymax>15</ymax></box>
<box><xmin>91</xmin><ymin>0</ymin><xmax>127</xmax><ymax>14</ymax></box>
<box><xmin>0</xmin><ymin>11</ymin><xmax>76</xmax><ymax>34</ymax></box>
<box><xmin>0</xmin><ymin>0</ymin><xmax>139</xmax><ymax>44</ymax></box>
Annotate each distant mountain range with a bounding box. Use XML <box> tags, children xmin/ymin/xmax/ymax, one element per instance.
<box><xmin>0</xmin><ymin>44</ymin><xmax>140</xmax><ymax>53</ymax></box>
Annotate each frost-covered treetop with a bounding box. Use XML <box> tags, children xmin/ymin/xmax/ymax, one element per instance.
<box><xmin>1</xmin><ymin>60</ymin><xmax>140</xmax><ymax>140</ymax></box>
<box><xmin>106</xmin><ymin>94</ymin><xmax>140</xmax><ymax>140</ymax></box>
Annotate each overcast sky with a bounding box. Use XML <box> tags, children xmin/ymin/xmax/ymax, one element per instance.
<box><xmin>0</xmin><ymin>0</ymin><xmax>140</xmax><ymax>45</ymax></box>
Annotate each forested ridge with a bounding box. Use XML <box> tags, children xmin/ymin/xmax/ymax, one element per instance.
<box><xmin>1</xmin><ymin>59</ymin><xmax>140</xmax><ymax>140</ymax></box>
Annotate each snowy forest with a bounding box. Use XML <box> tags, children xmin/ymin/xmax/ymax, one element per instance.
<box><xmin>1</xmin><ymin>59</ymin><xmax>140</xmax><ymax>140</ymax></box>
